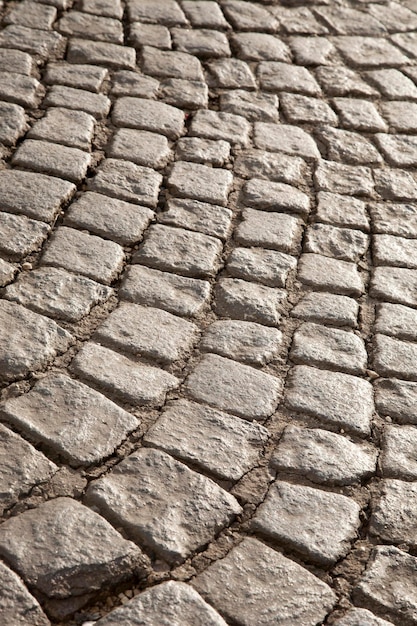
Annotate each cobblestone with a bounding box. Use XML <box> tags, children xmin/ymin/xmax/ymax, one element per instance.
<box><xmin>5</xmin><ymin>1</ymin><xmax>57</xmax><ymax>30</ymax></box>
<box><xmin>370</xmin><ymin>479</ymin><xmax>417</xmax><ymax>546</ymax></box>
<box><xmin>67</xmin><ymin>38</ymin><xmax>136</xmax><ymax>69</ymax></box>
<box><xmin>0</xmin><ymin>101</ymin><xmax>27</xmax><ymax>146</ymax></box>
<box><xmin>13</xmin><ymin>139</ymin><xmax>91</xmax><ymax>183</ymax></box>
<box><xmin>373</xmin><ymin>333</ymin><xmax>417</xmax><ymax>382</ymax></box>
<box><xmin>85</xmin><ymin>448</ymin><xmax>241</xmax><ymax>562</ymax></box>
<box><xmin>258</xmin><ymin>61</ymin><xmax>321</xmax><ymax>95</ymax></box>
<box><xmin>235</xmin><ymin>208</ymin><xmax>302</xmax><ymax>253</ymax></box>
<box><xmin>0</xmin><ymin>560</ymin><xmax>50</xmax><ymax>626</ymax></box>
<box><xmin>0</xmin><ymin>25</ymin><xmax>63</xmax><ymax>58</ymax></box>
<box><xmin>305</xmin><ymin>223</ymin><xmax>368</xmax><ymax>262</ymax></box>
<box><xmin>227</xmin><ymin>247</ymin><xmax>296</xmax><ymax>288</ymax></box>
<box><xmin>241</xmin><ymin>178</ymin><xmax>310</xmax><ymax>215</ymax></box>
<box><xmin>254</xmin><ymin>121</ymin><xmax>320</xmax><ymax>159</ymax></box>
<box><xmin>44</xmin><ymin>62</ymin><xmax>108</xmax><ymax>92</ymax></box>
<box><xmin>220</xmin><ymin>90</ymin><xmax>278</xmax><ymax>122</ymax></box>
<box><xmin>0</xmin><ymin>48</ymin><xmax>33</xmax><ymax>75</ymax></box>
<box><xmin>376</xmin><ymin>378</ymin><xmax>417</xmax><ymax>424</ymax></box>
<box><xmin>315</xmin><ymin>160</ymin><xmax>374</xmax><ymax>197</ymax></box>
<box><xmin>333</xmin><ymin>608</ymin><xmax>394</xmax><ymax>626</ymax></box>
<box><xmin>0</xmin><ymin>211</ymin><xmax>49</xmax><ymax>260</ymax></box>
<box><xmin>44</xmin><ymin>85</ymin><xmax>111</xmax><ymax>119</ymax></box>
<box><xmin>175</xmin><ymin>137</ymin><xmax>230</xmax><ymax>167</ymax></box>
<box><xmin>381</xmin><ymin>425</ymin><xmax>417</xmax><ymax>480</ymax></box>
<box><xmin>142</xmin><ymin>46</ymin><xmax>203</xmax><ymax>81</ymax></box>
<box><xmin>234</xmin><ymin>149</ymin><xmax>305</xmax><ymax>185</ymax></box>
<box><xmin>298</xmin><ymin>253</ymin><xmax>364</xmax><ymax>295</ymax></box>
<box><xmin>316</xmin><ymin>192</ymin><xmax>369</xmax><ymax>230</ymax></box>
<box><xmin>108</xmin><ymin>128</ymin><xmax>170</xmax><ymax>168</ymax></box>
<box><xmin>161</xmin><ymin>198</ymin><xmax>232</xmax><ymax>239</ymax></box>
<box><xmin>168</xmin><ymin>161</ymin><xmax>233</xmax><ymax>206</ymax></box>
<box><xmin>129</xmin><ymin>23</ymin><xmax>171</xmax><ymax>50</ymax></box>
<box><xmin>0</xmin><ymin>71</ymin><xmax>42</xmax><ymax>108</ymax></box>
<box><xmin>205</xmin><ymin>57</ymin><xmax>256</xmax><ymax>90</ymax></box>
<box><xmin>292</xmin><ymin>292</ymin><xmax>359</xmax><ymax>327</ymax></box>
<box><xmin>371</xmin><ymin>266</ymin><xmax>417</xmax><ymax>307</ymax></box>
<box><xmin>28</xmin><ymin>107</ymin><xmax>95</xmax><ymax>150</ymax></box>
<box><xmin>215</xmin><ymin>277</ymin><xmax>286</xmax><ymax>326</ymax></box>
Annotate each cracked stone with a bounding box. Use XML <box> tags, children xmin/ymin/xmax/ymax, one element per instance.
<box><xmin>88</xmin><ymin>158</ymin><xmax>162</xmax><ymax>207</ymax></box>
<box><xmin>71</xmin><ymin>342</ymin><xmax>179</xmax><ymax>405</ymax></box>
<box><xmin>305</xmin><ymin>223</ymin><xmax>368</xmax><ymax>262</ymax></box>
<box><xmin>373</xmin><ymin>333</ymin><xmax>417</xmax><ymax>381</ymax></box>
<box><xmin>28</xmin><ymin>107</ymin><xmax>95</xmax><ymax>150</ymax></box>
<box><xmin>175</xmin><ymin>138</ymin><xmax>230</xmax><ymax>167</ymax></box>
<box><xmin>241</xmin><ymin>178</ymin><xmax>310</xmax><ymax>215</ymax></box>
<box><xmin>119</xmin><ymin>264</ymin><xmax>210</xmax><ymax>317</ymax></box>
<box><xmin>95</xmin><ymin>302</ymin><xmax>199</xmax><ymax>364</ymax></box>
<box><xmin>185</xmin><ymin>353</ymin><xmax>281</xmax><ymax>420</ymax></box>
<box><xmin>298</xmin><ymin>253</ymin><xmax>364</xmax><ymax>295</ymax></box>
<box><xmin>65</xmin><ymin>191</ymin><xmax>153</xmax><ymax>246</ymax></box>
<box><xmin>375</xmin><ymin>378</ymin><xmax>417</xmax><ymax>424</ymax></box>
<box><xmin>44</xmin><ymin>62</ymin><xmax>107</xmax><ymax>92</ymax></box>
<box><xmin>172</xmin><ymin>28</ymin><xmax>230</xmax><ymax>58</ymax></box>
<box><xmin>0</xmin><ymin>300</ymin><xmax>72</xmax><ymax>382</ymax></box>
<box><xmin>285</xmin><ymin>364</ymin><xmax>374</xmax><ymax>435</ymax></box>
<box><xmin>67</xmin><ymin>39</ymin><xmax>136</xmax><ymax>69</ymax></box>
<box><xmin>234</xmin><ymin>150</ymin><xmax>305</xmax><ymax>185</ymax></box>
<box><xmin>192</xmin><ymin>538</ymin><xmax>336</xmax><ymax>626</ymax></box>
<box><xmin>144</xmin><ymin>398</ymin><xmax>269</xmax><ymax>481</ymax></box>
<box><xmin>235</xmin><ymin>208</ymin><xmax>302</xmax><ymax>253</ymax></box>
<box><xmin>215</xmin><ymin>277</ymin><xmax>286</xmax><ymax>326</ymax></box>
<box><xmin>291</xmin><ymin>322</ymin><xmax>367</xmax><ymax>375</ymax></box>
<box><xmin>0</xmin><ymin>101</ymin><xmax>27</xmax><ymax>145</ymax></box>
<box><xmin>272</xmin><ymin>425</ymin><xmax>377</xmax><ymax>486</ymax></box>
<box><xmin>254</xmin><ymin>122</ymin><xmax>320</xmax><ymax>159</ymax></box>
<box><xmin>292</xmin><ymin>292</ymin><xmax>359</xmax><ymax>327</ymax></box>
<box><xmin>95</xmin><ymin>581</ymin><xmax>228</xmax><ymax>626</ymax></box>
<box><xmin>220</xmin><ymin>90</ymin><xmax>279</xmax><ymax>122</ymax></box>
<box><xmin>318</xmin><ymin>127</ymin><xmax>382</xmax><ymax>165</ymax></box>
<box><xmin>1</xmin><ymin>373</ymin><xmax>138</xmax><ymax>466</ymax></box>
<box><xmin>86</xmin><ymin>448</ymin><xmax>241</xmax><ymax>562</ymax></box>
<box><xmin>168</xmin><ymin>161</ymin><xmax>233</xmax><ymax>206</ymax></box>
<box><xmin>253</xmin><ymin>480</ymin><xmax>360</xmax><ymax>565</ymax></box>
<box><xmin>5</xmin><ymin>266</ymin><xmax>112</xmax><ymax>322</ymax></box>
<box><xmin>161</xmin><ymin>198</ymin><xmax>232</xmax><ymax>240</ymax></box>
<box><xmin>201</xmin><ymin>319</ymin><xmax>282</xmax><ymax>365</ymax></box>
<box><xmin>135</xmin><ymin>224</ymin><xmax>222</xmax><ymax>278</ymax></box>
<box><xmin>258</xmin><ymin>61</ymin><xmax>321</xmax><ymax>95</ymax></box>
<box><xmin>371</xmin><ymin>266</ymin><xmax>417</xmax><ymax>307</ymax></box>
<box><xmin>354</xmin><ymin>546</ymin><xmax>417</xmax><ymax>626</ymax></box>
<box><xmin>376</xmin><ymin>302</ymin><xmax>417</xmax><ymax>342</ymax></box>
<box><xmin>0</xmin><ymin>423</ymin><xmax>57</xmax><ymax>514</ymax></box>
<box><xmin>108</xmin><ymin>128</ymin><xmax>170</xmax><ymax>168</ymax></box>
<box><xmin>381</xmin><ymin>425</ymin><xmax>417</xmax><ymax>480</ymax></box>
<box><xmin>0</xmin><ymin>498</ymin><xmax>147</xmax><ymax>600</ymax></box>
<box><xmin>280</xmin><ymin>93</ymin><xmax>338</xmax><ymax>125</ymax></box>
<box><xmin>112</xmin><ymin>96</ymin><xmax>184</xmax><ymax>139</ymax></box>
<box><xmin>141</xmin><ymin>46</ymin><xmax>203</xmax><ymax>81</ymax></box>
<box><xmin>227</xmin><ymin>247</ymin><xmax>296</xmax><ymax>288</ymax></box>
<box><xmin>315</xmin><ymin>160</ymin><xmax>374</xmax><ymax>196</ymax></box>
<box><xmin>42</xmin><ymin>226</ymin><xmax>124</xmax><ymax>285</ymax></box>
<box><xmin>333</xmin><ymin>98</ymin><xmax>387</xmax><ymax>133</ymax></box>
<box><xmin>12</xmin><ymin>140</ymin><xmax>91</xmax><ymax>183</ymax></box>
<box><xmin>0</xmin><ymin>560</ymin><xmax>50</xmax><ymax>626</ymax></box>
<box><xmin>44</xmin><ymin>85</ymin><xmax>110</xmax><ymax>118</ymax></box>
<box><xmin>190</xmin><ymin>109</ymin><xmax>250</xmax><ymax>146</ymax></box>
<box><xmin>57</xmin><ymin>11</ymin><xmax>123</xmax><ymax>43</ymax></box>
<box><xmin>316</xmin><ymin>192</ymin><xmax>369</xmax><ymax>230</ymax></box>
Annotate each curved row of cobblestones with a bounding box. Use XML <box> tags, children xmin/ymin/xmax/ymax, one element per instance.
<box><xmin>1</xmin><ymin>0</ymin><xmax>417</xmax><ymax>624</ymax></box>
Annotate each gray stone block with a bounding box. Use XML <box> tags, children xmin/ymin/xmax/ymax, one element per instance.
<box><xmin>373</xmin><ymin>333</ymin><xmax>417</xmax><ymax>381</ymax></box>
<box><xmin>190</xmin><ymin>109</ymin><xmax>250</xmax><ymax>146</ymax></box>
<box><xmin>375</xmin><ymin>378</ymin><xmax>417</xmax><ymax>424</ymax></box>
<box><xmin>28</xmin><ymin>107</ymin><xmax>95</xmax><ymax>150</ymax></box>
<box><xmin>168</xmin><ymin>161</ymin><xmax>233</xmax><ymax>206</ymax></box>
<box><xmin>67</xmin><ymin>38</ymin><xmax>136</xmax><ymax>69</ymax></box>
<box><xmin>381</xmin><ymin>425</ymin><xmax>417</xmax><ymax>480</ymax></box>
<box><xmin>292</xmin><ymin>292</ymin><xmax>359</xmax><ymax>327</ymax></box>
<box><xmin>57</xmin><ymin>11</ymin><xmax>123</xmax><ymax>43</ymax></box>
<box><xmin>44</xmin><ymin>84</ymin><xmax>110</xmax><ymax>118</ymax></box>
<box><xmin>241</xmin><ymin>178</ymin><xmax>310</xmax><ymax>215</ymax></box>
<box><xmin>141</xmin><ymin>46</ymin><xmax>203</xmax><ymax>81</ymax></box>
<box><xmin>113</xmin><ymin>96</ymin><xmax>184</xmax><ymax>139</ymax></box>
<box><xmin>254</xmin><ymin>121</ymin><xmax>320</xmax><ymax>159</ymax></box>
<box><xmin>215</xmin><ymin>277</ymin><xmax>286</xmax><ymax>326</ymax></box>
<box><xmin>0</xmin><ymin>101</ymin><xmax>27</xmax><ymax>145</ymax></box>
<box><xmin>12</xmin><ymin>140</ymin><xmax>91</xmax><ymax>183</ymax></box>
<box><xmin>0</xmin><ymin>561</ymin><xmax>50</xmax><ymax>626</ymax></box>
<box><xmin>160</xmin><ymin>198</ymin><xmax>232</xmax><ymax>239</ymax></box>
<box><xmin>235</xmin><ymin>208</ymin><xmax>302</xmax><ymax>253</ymax></box>
<box><xmin>44</xmin><ymin>62</ymin><xmax>108</xmax><ymax>92</ymax></box>
<box><xmin>0</xmin><ymin>211</ymin><xmax>49</xmax><ymax>260</ymax></box>
<box><xmin>227</xmin><ymin>247</ymin><xmax>296</xmax><ymax>288</ymax></box>
<box><xmin>371</xmin><ymin>266</ymin><xmax>417</xmax><ymax>307</ymax></box>
<box><xmin>298</xmin><ymin>253</ymin><xmax>364</xmax><ymax>295</ymax></box>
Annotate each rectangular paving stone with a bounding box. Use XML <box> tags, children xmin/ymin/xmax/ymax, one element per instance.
<box><xmin>376</xmin><ymin>133</ymin><xmax>417</xmax><ymax>167</ymax></box>
<box><xmin>333</xmin><ymin>609</ymin><xmax>394</xmax><ymax>626</ymax></box>
<box><xmin>314</xmin><ymin>6</ymin><xmax>386</xmax><ymax>35</ymax></box>
<box><xmin>291</xmin><ymin>291</ymin><xmax>359</xmax><ymax>328</ymax></box>
<box><xmin>233</xmin><ymin>32</ymin><xmax>290</xmax><ymax>62</ymax></box>
<box><xmin>234</xmin><ymin>149</ymin><xmax>305</xmax><ymax>186</ymax></box>
<box><xmin>1</xmin><ymin>374</ymin><xmax>138</xmax><ymax>466</ymax></box>
<box><xmin>175</xmin><ymin>137</ymin><xmax>231</xmax><ymax>167</ymax></box>
<box><xmin>254</xmin><ymin>122</ymin><xmax>321</xmax><ymax>159</ymax></box>
<box><xmin>0</xmin><ymin>25</ymin><xmax>63</xmax><ymax>59</ymax></box>
<box><xmin>257</xmin><ymin>61</ymin><xmax>321</xmax><ymax>95</ymax></box>
<box><xmin>160</xmin><ymin>198</ymin><xmax>233</xmax><ymax>240</ymax></box>
<box><xmin>4</xmin><ymin>1</ymin><xmax>57</xmax><ymax>29</ymax></box>
<box><xmin>318</xmin><ymin>127</ymin><xmax>382</xmax><ymax>166</ymax></box>
<box><xmin>285</xmin><ymin>364</ymin><xmax>374</xmax><ymax>435</ymax></box>
<box><xmin>227</xmin><ymin>247</ymin><xmax>296</xmax><ymax>288</ymax></box>
<box><xmin>168</xmin><ymin>161</ymin><xmax>233</xmax><ymax>206</ymax></box>
<box><xmin>182</xmin><ymin>1</ymin><xmax>229</xmax><ymax>29</ymax></box>
<box><xmin>141</xmin><ymin>46</ymin><xmax>203</xmax><ymax>81</ymax></box>
<box><xmin>95</xmin><ymin>302</ymin><xmax>199</xmax><ymax>364</ymax></box>
<box><xmin>0</xmin><ymin>48</ymin><xmax>33</xmax><ymax>75</ymax></box>
<box><xmin>333</xmin><ymin>98</ymin><xmax>387</xmax><ymax>133</ymax></box>
<box><xmin>0</xmin><ymin>300</ymin><xmax>72</xmax><ymax>382</ymax></box>
<box><xmin>5</xmin><ymin>266</ymin><xmax>112</xmax><ymax>322</ymax></box>
<box><xmin>0</xmin><ymin>170</ymin><xmax>75</xmax><ymax>222</ymax></box>
<box><xmin>381</xmin><ymin>425</ymin><xmax>417</xmax><ymax>480</ymax></box>
<box><xmin>44</xmin><ymin>84</ymin><xmax>110</xmax><ymax>118</ymax></box>
<box><xmin>87</xmin><ymin>158</ymin><xmax>162</xmax><ymax>207</ymax></box>
<box><xmin>108</xmin><ymin>129</ymin><xmax>170</xmax><ymax>168</ymax></box>
<box><xmin>189</xmin><ymin>110</ymin><xmax>250</xmax><ymax>146</ymax></box>
<box><xmin>172</xmin><ymin>27</ymin><xmax>231</xmax><ymax>58</ymax></box>
<box><xmin>373</xmin><ymin>333</ymin><xmax>417</xmax><ymax>381</ymax></box>
<box><xmin>130</xmin><ymin>23</ymin><xmax>171</xmax><ymax>50</ymax></box>
<box><xmin>305</xmin><ymin>223</ymin><xmax>368</xmax><ymax>262</ymax></box>
<box><xmin>370</xmin><ymin>266</ymin><xmax>417</xmax><ymax>307</ymax></box>
<box><xmin>316</xmin><ymin>65</ymin><xmax>377</xmax><ymax>97</ymax></box>
<box><xmin>57</xmin><ymin>12</ymin><xmax>123</xmax><ymax>43</ymax></box>
<box><xmin>272</xmin><ymin>425</ymin><xmax>377</xmax><ymax>486</ymax></box>
<box><xmin>1</xmin><ymin>117</ymin><xmax>28</xmax><ymax>155</ymax></box>
<box><xmin>112</xmin><ymin>96</ymin><xmax>184</xmax><ymax>139</ymax></box>
<box><xmin>335</xmin><ymin>36</ymin><xmax>408</xmax><ymax>67</ymax></box>
<box><xmin>380</xmin><ymin>101</ymin><xmax>417</xmax><ymax>132</ymax></box>
<box><xmin>215</xmin><ymin>277</ymin><xmax>286</xmax><ymax>327</ymax></box>
<box><xmin>200</xmin><ymin>319</ymin><xmax>282</xmax><ymax>365</ymax></box>
<box><xmin>0</xmin><ymin>423</ymin><xmax>57</xmax><ymax>514</ymax></box>
<box><xmin>0</xmin><ymin>71</ymin><xmax>42</xmax><ymax>108</ymax></box>
<box><xmin>241</xmin><ymin>178</ymin><xmax>310</xmax><ymax>216</ymax></box>
<box><xmin>158</xmin><ymin>77</ymin><xmax>208</xmax><ymax>109</ymax></box>
<box><xmin>65</xmin><ymin>192</ymin><xmax>153</xmax><ymax>246</ymax></box>
<box><xmin>220</xmin><ymin>90</ymin><xmax>279</xmax><ymax>123</ymax></box>
<box><xmin>205</xmin><ymin>57</ymin><xmax>256</xmax><ymax>90</ymax></box>
<box><xmin>119</xmin><ymin>264</ymin><xmax>210</xmax><ymax>317</ymax></box>
<box><xmin>185</xmin><ymin>353</ymin><xmax>282</xmax><ymax>420</ymax></box>
<box><xmin>374</xmin><ymin>169</ymin><xmax>417</xmax><ymax>201</ymax></box>
<box><xmin>44</xmin><ymin>62</ymin><xmax>108</xmax><ymax>92</ymax></box>
<box><xmin>111</xmin><ymin>70</ymin><xmax>159</xmax><ymax>98</ymax></box>
<box><xmin>0</xmin><ymin>211</ymin><xmax>49</xmax><ymax>260</ymax></box>
<box><xmin>80</xmin><ymin>0</ymin><xmax>123</xmax><ymax>19</ymax></box>
<box><xmin>144</xmin><ymin>398</ymin><xmax>269</xmax><ymax>481</ymax></box>
<box><xmin>375</xmin><ymin>378</ymin><xmax>417</xmax><ymax>424</ymax></box>
<box><xmin>370</xmin><ymin>479</ymin><xmax>417</xmax><ymax>547</ymax></box>
<box><xmin>252</xmin><ymin>480</ymin><xmax>360</xmax><ymax>565</ymax></box>
<box><xmin>315</xmin><ymin>160</ymin><xmax>374</xmax><ymax>196</ymax></box>
<box><xmin>71</xmin><ymin>342</ymin><xmax>179</xmax><ymax>405</ymax></box>
<box><xmin>134</xmin><ymin>224</ymin><xmax>222</xmax><ymax>278</ymax></box>
<box><xmin>28</xmin><ymin>107</ymin><xmax>95</xmax><ymax>151</ymax></box>
<box><xmin>235</xmin><ymin>208</ymin><xmax>302</xmax><ymax>253</ymax></box>
<box><xmin>67</xmin><ymin>38</ymin><xmax>136</xmax><ymax>69</ymax></box>
<box><xmin>222</xmin><ymin>0</ymin><xmax>279</xmax><ymax>32</ymax></box>
<box><xmin>12</xmin><ymin>139</ymin><xmax>91</xmax><ymax>183</ymax></box>
<box><xmin>41</xmin><ymin>226</ymin><xmax>124</xmax><ymax>285</ymax></box>
<box><xmin>291</xmin><ymin>322</ymin><xmax>367</xmax><ymax>375</ymax></box>
<box><xmin>298</xmin><ymin>253</ymin><xmax>364</xmax><ymax>296</ymax></box>
<box><xmin>375</xmin><ymin>302</ymin><xmax>417</xmax><ymax>341</ymax></box>
<box><xmin>192</xmin><ymin>538</ymin><xmax>336</xmax><ymax>626</ymax></box>
<box><xmin>316</xmin><ymin>192</ymin><xmax>369</xmax><ymax>230</ymax></box>
<box><xmin>127</xmin><ymin>0</ymin><xmax>187</xmax><ymax>25</ymax></box>
<box><xmin>354</xmin><ymin>546</ymin><xmax>417</xmax><ymax>626</ymax></box>
<box><xmin>0</xmin><ymin>560</ymin><xmax>50</xmax><ymax>626</ymax></box>
<box><xmin>281</xmin><ymin>93</ymin><xmax>338</xmax><ymax>125</ymax></box>
<box><xmin>85</xmin><ymin>448</ymin><xmax>241</xmax><ymax>562</ymax></box>
<box><xmin>0</xmin><ymin>259</ymin><xmax>17</xmax><ymax>287</ymax></box>
<box><xmin>373</xmin><ymin>234</ymin><xmax>417</xmax><ymax>269</ymax></box>
<box><xmin>0</xmin><ymin>498</ymin><xmax>147</xmax><ymax>602</ymax></box>
<box><xmin>96</xmin><ymin>581</ymin><xmax>228</xmax><ymax>626</ymax></box>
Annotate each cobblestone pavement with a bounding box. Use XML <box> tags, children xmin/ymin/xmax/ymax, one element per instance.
<box><xmin>2</xmin><ymin>0</ymin><xmax>417</xmax><ymax>624</ymax></box>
